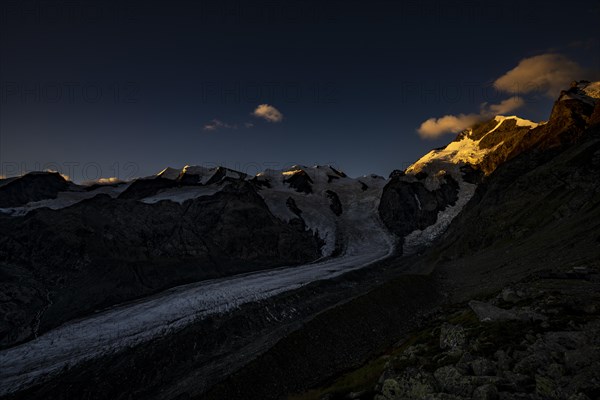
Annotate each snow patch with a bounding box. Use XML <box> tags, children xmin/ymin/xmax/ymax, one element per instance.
<box><xmin>494</xmin><ymin>115</ymin><xmax>539</xmax><ymax>129</ymax></box>
<box><xmin>406</xmin><ymin>114</ymin><xmax>538</xmax><ymax>189</ymax></box>
<box><xmin>0</xmin><ymin>184</ymin><xmax>130</xmax><ymax>216</ymax></box>
<box><xmin>581</xmin><ymin>81</ymin><xmax>600</xmax><ymax>99</ymax></box>
<box><xmin>559</xmin><ymin>81</ymin><xmax>600</xmax><ymax>105</ymax></box>
<box><xmin>141</xmin><ymin>186</ymin><xmax>222</xmax><ymax>204</ymax></box>
<box><xmin>414</xmin><ymin>194</ymin><xmax>422</xmax><ymax>210</ymax></box>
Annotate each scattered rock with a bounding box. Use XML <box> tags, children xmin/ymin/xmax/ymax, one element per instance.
<box><xmin>472</xmin><ymin>384</ymin><xmax>498</xmax><ymax>400</ymax></box>
<box><xmin>370</xmin><ymin>276</ymin><xmax>600</xmax><ymax>400</ymax></box>
<box><xmin>568</xmin><ymin>393</ymin><xmax>592</xmax><ymax>400</ymax></box>
<box><xmin>468</xmin><ymin>301</ymin><xmax>545</xmax><ymax>322</ymax></box>
<box><xmin>501</xmin><ymin>288</ymin><xmax>521</xmax><ymax>304</ymax></box>
<box><xmin>469</xmin><ymin>301</ymin><xmax>523</xmax><ymax>322</ymax></box>
<box><xmin>440</xmin><ymin>323</ymin><xmax>467</xmax><ymax>350</ymax></box>
<box><xmin>470</xmin><ymin>358</ymin><xmax>497</xmax><ymax>377</ymax></box>
<box><xmin>494</xmin><ymin>350</ymin><xmax>513</xmax><ymax>371</ymax></box>
<box><xmin>564</xmin><ymin>347</ymin><xmax>599</xmax><ymax>372</ymax></box>
<box><xmin>434</xmin><ymin>366</ymin><xmax>475</xmax><ymax>397</ymax></box>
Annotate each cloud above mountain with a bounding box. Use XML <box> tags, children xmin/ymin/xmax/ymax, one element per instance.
<box><xmin>418</xmin><ymin>96</ymin><xmax>524</xmax><ymax>139</ymax></box>
<box><xmin>417</xmin><ymin>53</ymin><xmax>589</xmax><ymax>139</ymax></box>
<box><xmin>203</xmin><ymin>119</ymin><xmax>237</xmax><ymax>131</ymax></box>
<box><xmin>493</xmin><ymin>54</ymin><xmax>585</xmax><ymax>98</ymax></box>
<box><xmin>418</xmin><ymin>114</ymin><xmax>481</xmax><ymax>139</ymax></box>
<box><xmin>486</xmin><ymin>96</ymin><xmax>525</xmax><ymax>115</ymax></box>
<box><xmin>203</xmin><ymin>105</ymin><xmax>282</xmax><ymax>133</ymax></box>
<box><xmin>252</xmin><ymin>104</ymin><xmax>283</xmax><ymax>123</ymax></box>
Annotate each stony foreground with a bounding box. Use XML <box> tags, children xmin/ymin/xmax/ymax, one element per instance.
<box><xmin>297</xmin><ymin>270</ymin><xmax>600</xmax><ymax>400</ymax></box>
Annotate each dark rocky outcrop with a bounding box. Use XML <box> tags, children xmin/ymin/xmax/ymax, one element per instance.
<box><xmin>250</xmin><ymin>176</ymin><xmax>271</xmax><ymax>188</ymax></box>
<box><xmin>0</xmin><ymin>172</ymin><xmax>73</xmax><ymax>208</ymax></box>
<box><xmin>389</xmin><ymin>169</ymin><xmax>405</xmax><ymax>179</ymax></box>
<box><xmin>433</xmin><ymin>107</ymin><xmax>600</xmax><ymax>264</ymax></box>
<box><xmin>83</xmin><ymin>181</ymin><xmax>125</xmax><ymax>192</ymax></box>
<box><xmin>369</xmin><ymin>277</ymin><xmax>600</xmax><ymax>400</ymax></box>
<box><xmin>379</xmin><ymin>174</ymin><xmax>459</xmax><ymax>241</ymax></box>
<box><xmin>284</xmin><ymin>170</ymin><xmax>314</xmax><ymax>194</ymax></box>
<box><xmin>329</xmin><ymin>166</ymin><xmax>347</xmax><ymax>178</ymax></box>
<box><xmin>459</xmin><ymin>164</ymin><xmax>484</xmax><ymax>184</ymax></box>
<box><xmin>0</xmin><ymin>181</ymin><xmax>322</xmax><ymax>349</ymax></box>
<box><xmin>117</xmin><ymin>177</ymin><xmax>178</xmax><ymax>200</ymax></box>
<box><xmin>476</xmin><ymin>94</ymin><xmax>596</xmax><ymax>176</ymax></box>
<box><xmin>205</xmin><ymin>167</ymin><xmax>246</xmax><ymax>186</ymax></box>
<box><xmin>327</xmin><ymin>174</ymin><xmax>340</xmax><ymax>183</ymax></box>
<box><xmin>326</xmin><ymin>190</ymin><xmax>343</xmax><ymax>216</ymax></box>
<box><xmin>177</xmin><ymin>167</ymin><xmax>246</xmax><ymax>186</ymax></box>
<box><xmin>415</xmin><ymin>171</ymin><xmax>428</xmax><ymax>180</ymax></box>
<box><xmin>281</xmin><ymin>271</ymin><xmax>600</xmax><ymax>400</ymax></box>
<box><xmin>286</xmin><ymin>196</ymin><xmax>303</xmax><ymax>217</ymax></box>
<box><xmin>0</xmin><ymin>176</ymin><xmax>18</xmax><ymax>188</ymax></box>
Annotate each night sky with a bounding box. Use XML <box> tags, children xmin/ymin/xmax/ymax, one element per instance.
<box><xmin>1</xmin><ymin>0</ymin><xmax>599</xmax><ymax>182</ymax></box>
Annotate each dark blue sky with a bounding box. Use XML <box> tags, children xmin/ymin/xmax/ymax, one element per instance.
<box><xmin>1</xmin><ymin>0</ymin><xmax>598</xmax><ymax>181</ymax></box>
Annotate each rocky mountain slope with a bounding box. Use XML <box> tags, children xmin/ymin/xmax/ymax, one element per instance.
<box><xmin>275</xmin><ymin>81</ymin><xmax>600</xmax><ymax>400</ymax></box>
<box><xmin>378</xmin><ymin>115</ymin><xmax>541</xmax><ymax>255</ymax></box>
<box><xmin>378</xmin><ymin>81</ymin><xmax>600</xmax><ymax>256</ymax></box>
<box><xmin>0</xmin><ymin>177</ymin><xmax>322</xmax><ymax>349</ymax></box>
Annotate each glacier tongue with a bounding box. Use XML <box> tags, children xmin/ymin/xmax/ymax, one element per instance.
<box><xmin>0</xmin><ymin>165</ymin><xmax>396</xmax><ymax>396</ymax></box>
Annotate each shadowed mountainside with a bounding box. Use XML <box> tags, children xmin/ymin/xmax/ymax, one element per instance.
<box><xmin>0</xmin><ymin>181</ymin><xmax>322</xmax><ymax>349</ymax></box>
<box><xmin>198</xmin><ymin>84</ymin><xmax>600</xmax><ymax>400</ymax></box>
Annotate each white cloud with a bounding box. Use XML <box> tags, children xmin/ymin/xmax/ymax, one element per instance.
<box><xmin>418</xmin><ymin>96</ymin><xmax>525</xmax><ymax>139</ymax></box>
<box><xmin>493</xmin><ymin>54</ymin><xmax>585</xmax><ymax>98</ymax></box>
<box><xmin>203</xmin><ymin>119</ymin><xmax>237</xmax><ymax>131</ymax></box>
<box><xmin>203</xmin><ymin>105</ymin><xmax>282</xmax><ymax>132</ymax></box>
<box><xmin>252</xmin><ymin>104</ymin><xmax>283</xmax><ymax>123</ymax></box>
<box><xmin>417</xmin><ymin>53</ymin><xmax>592</xmax><ymax>138</ymax></box>
<box><xmin>418</xmin><ymin>113</ymin><xmax>482</xmax><ymax>139</ymax></box>
<box><xmin>485</xmin><ymin>96</ymin><xmax>525</xmax><ymax>115</ymax></box>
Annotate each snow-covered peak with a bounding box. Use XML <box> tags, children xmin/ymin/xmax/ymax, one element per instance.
<box><xmin>559</xmin><ymin>80</ymin><xmax>600</xmax><ymax>105</ymax></box>
<box><xmin>156</xmin><ymin>165</ymin><xmax>218</xmax><ymax>179</ymax></box>
<box><xmin>154</xmin><ymin>165</ymin><xmax>245</xmax><ymax>184</ymax></box>
<box><xmin>256</xmin><ymin>165</ymin><xmax>348</xmax><ymax>185</ymax></box>
<box><xmin>156</xmin><ymin>167</ymin><xmax>181</xmax><ymax>180</ymax></box>
<box><xmin>181</xmin><ymin>165</ymin><xmax>213</xmax><ymax>176</ymax></box>
<box><xmin>493</xmin><ymin>115</ymin><xmax>540</xmax><ymax>129</ymax></box>
<box><xmin>582</xmin><ymin>81</ymin><xmax>600</xmax><ymax>99</ymax></box>
<box><xmin>406</xmin><ymin>114</ymin><xmax>540</xmax><ymax>189</ymax></box>
<box><xmin>406</xmin><ymin>132</ymin><xmax>488</xmax><ymax>177</ymax></box>
<box><xmin>254</xmin><ymin>164</ymin><xmax>389</xmax><ymax>257</ymax></box>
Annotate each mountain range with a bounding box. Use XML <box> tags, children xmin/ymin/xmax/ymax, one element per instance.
<box><xmin>0</xmin><ymin>80</ymin><xmax>599</xmax><ymax>400</ymax></box>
